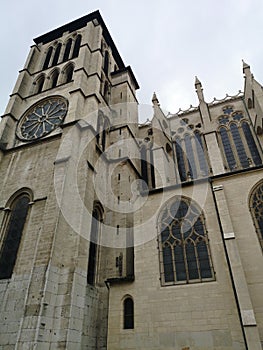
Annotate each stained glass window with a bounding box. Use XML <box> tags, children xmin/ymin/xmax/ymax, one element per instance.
<box><xmin>250</xmin><ymin>181</ymin><xmax>263</xmax><ymax>250</ymax></box>
<box><xmin>123</xmin><ymin>297</ymin><xmax>134</xmax><ymax>329</ymax></box>
<box><xmin>158</xmin><ymin>197</ymin><xmax>214</xmax><ymax>285</ymax></box>
<box><xmin>218</xmin><ymin>111</ymin><xmax>262</xmax><ymax>170</ymax></box>
<box><xmin>0</xmin><ymin>195</ymin><xmax>30</xmax><ymax>279</ymax></box>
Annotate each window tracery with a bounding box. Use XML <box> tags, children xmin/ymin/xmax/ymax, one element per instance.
<box><xmin>218</xmin><ymin>108</ymin><xmax>261</xmax><ymax>170</ymax></box>
<box><xmin>249</xmin><ymin>181</ymin><xmax>263</xmax><ymax>250</ymax></box>
<box><xmin>157</xmin><ymin>197</ymin><xmax>214</xmax><ymax>285</ymax></box>
<box><xmin>172</xmin><ymin>119</ymin><xmax>209</xmax><ymax>182</ymax></box>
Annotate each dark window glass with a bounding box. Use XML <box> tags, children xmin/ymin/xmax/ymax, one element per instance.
<box><xmin>65</xmin><ymin>64</ymin><xmax>74</xmax><ymax>83</ymax></box>
<box><xmin>124</xmin><ymin>298</ymin><xmax>134</xmax><ymax>329</ymax></box>
<box><xmin>87</xmin><ymin>209</ymin><xmax>100</xmax><ymax>285</ymax></box>
<box><xmin>159</xmin><ymin>198</ymin><xmax>213</xmax><ymax>284</ymax></box>
<box><xmin>230</xmin><ymin>123</ymin><xmax>249</xmax><ymax>168</ymax></box>
<box><xmin>51</xmin><ymin>70</ymin><xmax>59</xmax><ymax>88</ymax></box>
<box><xmin>37</xmin><ymin>76</ymin><xmax>45</xmax><ymax>94</ymax></box>
<box><xmin>141</xmin><ymin>146</ymin><xmax>148</xmax><ymax>190</ymax></box>
<box><xmin>219</xmin><ymin>127</ymin><xmax>236</xmax><ymax>170</ymax></box>
<box><xmin>0</xmin><ymin>195</ymin><xmax>30</xmax><ymax>279</ymax></box>
<box><xmin>52</xmin><ymin>43</ymin><xmax>62</xmax><ymax>66</ymax></box>
<box><xmin>103</xmin><ymin>51</ymin><xmax>109</xmax><ymax>75</ymax></box>
<box><xmin>72</xmin><ymin>35</ymin><xmax>81</xmax><ymax>58</ymax></box>
<box><xmin>63</xmin><ymin>39</ymin><xmax>72</xmax><ymax>62</ymax></box>
<box><xmin>43</xmin><ymin>47</ymin><xmax>53</xmax><ymax>70</ymax></box>
<box><xmin>241</xmin><ymin>122</ymin><xmax>261</xmax><ymax>166</ymax></box>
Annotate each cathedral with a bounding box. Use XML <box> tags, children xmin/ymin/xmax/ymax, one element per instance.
<box><xmin>0</xmin><ymin>9</ymin><xmax>263</xmax><ymax>350</ymax></box>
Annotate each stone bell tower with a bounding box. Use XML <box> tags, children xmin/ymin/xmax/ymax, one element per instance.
<box><xmin>0</xmin><ymin>10</ymin><xmax>139</xmax><ymax>349</ymax></box>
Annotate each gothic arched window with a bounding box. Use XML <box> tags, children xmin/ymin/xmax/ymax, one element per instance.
<box><xmin>249</xmin><ymin>181</ymin><xmax>263</xmax><ymax>250</ymax></box>
<box><xmin>87</xmin><ymin>204</ymin><xmax>103</xmax><ymax>285</ymax></box>
<box><xmin>43</xmin><ymin>46</ymin><xmax>53</xmax><ymax>70</ymax></box>
<box><xmin>218</xmin><ymin>111</ymin><xmax>262</xmax><ymax>170</ymax></box>
<box><xmin>63</xmin><ymin>38</ymin><xmax>72</xmax><ymax>62</ymax></box>
<box><xmin>50</xmin><ymin>69</ymin><xmax>59</xmax><ymax>88</ymax></box>
<box><xmin>51</xmin><ymin>43</ymin><xmax>62</xmax><ymax>66</ymax></box>
<box><xmin>173</xmin><ymin>130</ymin><xmax>209</xmax><ymax>182</ymax></box>
<box><xmin>72</xmin><ymin>35</ymin><xmax>81</xmax><ymax>59</ymax></box>
<box><xmin>0</xmin><ymin>193</ymin><xmax>30</xmax><ymax>279</ymax></box>
<box><xmin>157</xmin><ymin>197</ymin><xmax>214</xmax><ymax>285</ymax></box>
<box><xmin>34</xmin><ymin>74</ymin><xmax>45</xmax><ymax>94</ymax></box>
<box><xmin>63</xmin><ymin>63</ymin><xmax>74</xmax><ymax>83</ymax></box>
<box><xmin>123</xmin><ymin>297</ymin><xmax>134</xmax><ymax>329</ymax></box>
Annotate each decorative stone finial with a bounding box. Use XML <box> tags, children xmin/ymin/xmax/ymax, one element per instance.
<box><xmin>242</xmin><ymin>59</ymin><xmax>251</xmax><ymax>74</ymax></box>
<box><xmin>152</xmin><ymin>92</ymin><xmax>159</xmax><ymax>106</ymax></box>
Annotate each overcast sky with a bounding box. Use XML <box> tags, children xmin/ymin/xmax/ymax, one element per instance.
<box><xmin>1</xmin><ymin>0</ymin><xmax>263</xmax><ymax>121</ymax></box>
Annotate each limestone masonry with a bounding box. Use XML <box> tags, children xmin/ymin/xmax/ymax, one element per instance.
<box><xmin>0</xmin><ymin>10</ymin><xmax>262</xmax><ymax>350</ymax></box>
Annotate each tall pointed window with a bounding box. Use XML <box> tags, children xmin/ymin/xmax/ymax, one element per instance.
<box><xmin>0</xmin><ymin>193</ymin><xmax>30</xmax><ymax>279</ymax></box>
<box><xmin>157</xmin><ymin>196</ymin><xmax>214</xmax><ymax>285</ymax></box>
<box><xmin>50</xmin><ymin>69</ymin><xmax>59</xmax><ymax>88</ymax></box>
<box><xmin>61</xmin><ymin>63</ymin><xmax>74</xmax><ymax>84</ymax></box>
<box><xmin>218</xmin><ymin>109</ymin><xmax>262</xmax><ymax>170</ymax></box>
<box><xmin>51</xmin><ymin>43</ymin><xmax>62</xmax><ymax>66</ymax></box>
<box><xmin>34</xmin><ymin>74</ymin><xmax>45</xmax><ymax>94</ymax></box>
<box><xmin>103</xmin><ymin>51</ymin><xmax>109</xmax><ymax>76</ymax></box>
<box><xmin>43</xmin><ymin>46</ymin><xmax>53</xmax><ymax>70</ymax></box>
<box><xmin>249</xmin><ymin>181</ymin><xmax>263</xmax><ymax>250</ymax></box>
<box><xmin>87</xmin><ymin>204</ymin><xmax>103</xmax><ymax>285</ymax></box>
<box><xmin>173</xmin><ymin>121</ymin><xmax>209</xmax><ymax>182</ymax></box>
<box><xmin>123</xmin><ymin>297</ymin><xmax>134</xmax><ymax>329</ymax></box>
<box><xmin>72</xmin><ymin>35</ymin><xmax>81</xmax><ymax>59</ymax></box>
<box><xmin>63</xmin><ymin>38</ymin><xmax>72</xmax><ymax>62</ymax></box>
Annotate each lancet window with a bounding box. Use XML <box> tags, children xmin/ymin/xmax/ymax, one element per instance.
<box><xmin>0</xmin><ymin>192</ymin><xmax>31</xmax><ymax>279</ymax></box>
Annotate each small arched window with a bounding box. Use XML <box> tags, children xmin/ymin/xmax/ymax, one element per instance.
<box><xmin>50</xmin><ymin>69</ymin><xmax>59</xmax><ymax>88</ymax></box>
<box><xmin>157</xmin><ymin>196</ymin><xmax>214</xmax><ymax>285</ymax></box>
<box><xmin>0</xmin><ymin>193</ymin><xmax>30</xmax><ymax>279</ymax></box>
<box><xmin>43</xmin><ymin>46</ymin><xmax>53</xmax><ymax>70</ymax></box>
<box><xmin>123</xmin><ymin>297</ymin><xmax>134</xmax><ymax>329</ymax></box>
<box><xmin>64</xmin><ymin>63</ymin><xmax>74</xmax><ymax>83</ymax></box>
<box><xmin>87</xmin><ymin>204</ymin><xmax>103</xmax><ymax>285</ymax></box>
<box><xmin>248</xmin><ymin>98</ymin><xmax>253</xmax><ymax>109</ymax></box>
<box><xmin>249</xmin><ymin>181</ymin><xmax>263</xmax><ymax>250</ymax></box>
<box><xmin>51</xmin><ymin>43</ymin><xmax>62</xmax><ymax>66</ymax></box>
<box><xmin>72</xmin><ymin>35</ymin><xmax>81</xmax><ymax>59</ymax></box>
<box><xmin>63</xmin><ymin>38</ymin><xmax>72</xmax><ymax>62</ymax></box>
<box><xmin>35</xmin><ymin>74</ymin><xmax>45</xmax><ymax>94</ymax></box>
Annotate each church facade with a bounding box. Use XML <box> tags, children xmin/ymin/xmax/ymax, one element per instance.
<box><xmin>0</xmin><ymin>10</ymin><xmax>262</xmax><ymax>350</ymax></box>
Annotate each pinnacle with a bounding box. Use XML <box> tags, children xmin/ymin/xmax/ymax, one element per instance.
<box><xmin>242</xmin><ymin>59</ymin><xmax>250</xmax><ymax>70</ymax></box>
<box><xmin>152</xmin><ymin>92</ymin><xmax>159</xmax><ymax>105</ymax></box>
<box><xmin>195</xmin><ymin>76</ymin><xmax>202</xmax><ymax>86</ymax></box>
